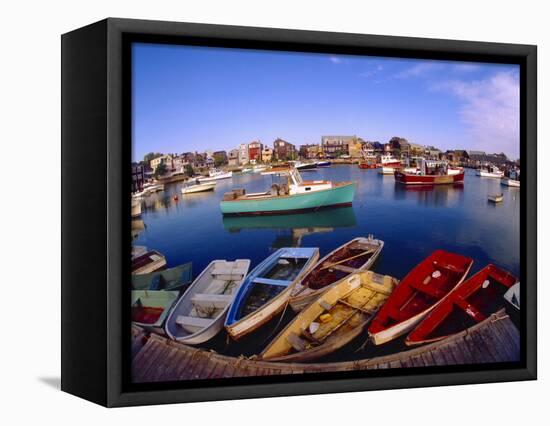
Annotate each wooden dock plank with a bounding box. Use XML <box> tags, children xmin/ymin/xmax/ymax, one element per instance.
<box><xmin>130</xmin><ymin>313</ymin><xmax>520</xmax><ymax>383</ymax></box>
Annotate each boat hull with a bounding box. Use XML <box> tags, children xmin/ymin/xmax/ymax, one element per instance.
<box><xmin>477</xmin><ymin>171</ymin><xmax>503</xmax><ymax>178</ymax></box>
<box><xmin>225</xmin><ymin>248</ymin><xmax>319</xmax><ymax>340</ymax></box>
<box><xmin>182</xmin><ymin>182</ymin><xmax>216</xmax><ymax>194</ymax></box>
<box><xmin>501</xmin><ymin>177</ymin><xmax>520</xmax><ymax>187</ymax></box>
<box><xmin>261</xmin><ymin>272</ymin><xmax>397</xmax><ymax>362</ymax></box>
<box><xmin>394</xmin><ymin>171</ymin><xmax>465</xmax><ymax>185</ymax></box>
<box><xmin>289</xmin><ymin>237</ymin><xmax>384</xmax><ymax>312</ymax></box>
<box><xmin>220</xmin><ymin>182</ymin><xmax>356</xmax><ymax>216</ymax></box>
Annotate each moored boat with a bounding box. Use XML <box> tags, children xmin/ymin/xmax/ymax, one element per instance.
<box><xmin>293</xmin><ymin>161</ymin><xmax>318</xmax><ymax>171</ymax></box>
<box><xmin>476</xmin><ymin>165</ymin><xmax>504</xmax><ymax>178</ymax></box>
<box><xmin>181</xmin><ymin>181</ymin><xmax>216</xmax><ymax>194</ymax></box>
<box><xmin>131</xmin><ymin>199</ymin><xmax>142</xmax><ymax>218</ymax></box>
<box><xmin>379</xmin><ymin>166</ymin><xmax>398</xmax><ymax>175</ymax></box>
<box><xmin>131</xmin><ymin>290</ymin><xmax>180</xmax><ymax>334</ymax></box>
<box><xmin>368</xmin><ymin>250</ymin><xmax>473</xmax><ymax>345</ymax></box>
<box><xmin>501</xmin><ymin>177</ymin><xmax>520</xmax><ymax>187</ymax></box>
<box><xmin>225</xmin><ymin>247</ymin><xmax>319</xmax><ymax>340</ymax></box>
<box><xmin>394</xmin><ymin>159</ymin><xmax>464</xmax><ymax>185</ymax></box>
<box><xmin>220</xmin><ymin>166</ymin><xmax>356</xmax><ymax>216</ymax></box>
<box><xmin>165</xmin><ymin>259</ymin><xmax>250</xmax><ymax>344</ymax></box>
<box><xmin>131</xmin><ymin>262</ymin><xmax>193</xmax><ymax>291</ymax></box>
<box><xmin>261</xmin><ymin>271</ymin><xmax>398</xmax><ymax>362</ymax></box>
<box><xmin>488</xmin><ymin>193</ymin><xmax>504</xmax><ymax>203</ymax></box>
<box><xmin>379</xmin><ymin>155</ymin><xmax>401</xmax><ymax>168</ymax></box>
<box><xmin>358</xmin><ymin>161</ymin><xmax>377</xmax><ymax>169</ymax></box>
<box><xmin>406</xmin><ymin>264</ymin><xmax>517</xmax><ymax>346</ymax></box>
<box><xmin>197</xmin><ymin>169</ymin><xmax>233</xmax><ymax>182</ymax></box>
<box><xmin>316</xmin><ymin>161</ymin><xmax>331</xmax><ymax>167</ymax></box>
<box><xmin>289</xmin><ymin>236</ymin><xmax>384</xmax><ymax>312</ymax></box>
<box><xmin>132</xmin><ymin>249</ymin><xmax>168</xmax><ymax>275</ymax></box>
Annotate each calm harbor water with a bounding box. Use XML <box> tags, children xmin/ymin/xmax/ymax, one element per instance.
<box><xmin>133</xmin><ymin>166</ymin><xmax>520</xmax><ymax>358</ymax></box>
<box><xmin>133</xmin><ymin>166</ymin><xmax>520</xmax><ymax>281</ymax></box>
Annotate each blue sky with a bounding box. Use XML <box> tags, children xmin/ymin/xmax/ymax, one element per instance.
<box><xmin>132</xmin><ymin>43</ymin><xmax>520</xmax><ymax>161</ymax></box>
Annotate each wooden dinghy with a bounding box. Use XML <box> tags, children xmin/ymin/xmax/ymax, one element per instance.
<box><xmin>488</xmin><ymin>193</ymin><xmax>504</xmax><ymax>203</ymax></box>
<box><xmin>406</xmin><ymin>264</ymin><xmax>517</xmax><ymax>346</ymax></box>
<box><xmin>261</xmin><ymin>271</ymin><xmax>398</xmax><ymax>362</ymax></box>
<box><xmin>225</xmin><ymin>247</ymin><xmax>320</xmax><ymax>340</ymax></box>
<box><xmin>368</xmin><ymin>250</ymin><xmax>473</xmax><ymax>345</ymax></box>
<box><xmin>131</xmin><ymin>290</ymin><xmax>179</xmax><ymax>334</ymax></box>
<box><xmin>131</xmin><ymin>262</ymin><xmax>193</xmax><ymax>291</ymax></box>
<box><xmin>131</xmin><ymin>249</ymin><xmax>167</xmax><ymax>275</ymax></box>
<box><xmin>289</xmin><ymin>236</ymin><xmax>384</xmax><ymax>312</ymax></box>
<box><xmin>165</xmin><ymin>259</ymin><xmax>250</xmax><ymax>344</ymax></box>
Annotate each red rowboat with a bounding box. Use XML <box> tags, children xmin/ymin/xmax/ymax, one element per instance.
<box><xmin>358</xmin><ymin>161</ymin><xmax>378</xmax><ymax>169</ymax></box>
<box><xmin>405</xmin><ymin>264</ymin><xmax>517</xmax><ymax>346</ymax></box>
<box><xmin>368</xmin><ymin>250</ymin><xmax>473</xmax><ymax>345</ymax></box>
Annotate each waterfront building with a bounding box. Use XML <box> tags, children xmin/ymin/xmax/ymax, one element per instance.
<box><xmin>299</xmin><ymin>143</ymin><xmax>322</xmax><ymax>159</ymax></box>
<box><xmin>238</xmin><ymin>143</ymin><xmax>249</xmax><ymax>165</ymax></box>
<box><xmin>262</xmin><ymin>146</ymin><xmax>273</xmax><ymax>163</ymax></box>
<box><xmin>248</xmin><ymin>141</ymin><xmax>263</xmax><ymax>162</ymax></box>
<box><xmin>273</xmin><ymin>138</ymin><xmax>296</xmax><ymax>161</ymax></box>
<box><xmin>228</xmin><ymin>149</ymin><xmax>240</xmax><ymax>167</ymax></box>
<box><xmin>132</xmin><ymin>163</ymin><xmax>145</xmax><ymax>192</ymax></box>
<box><xmin>409</xmin><ymin>143</ymin><xmax>426</xmax><ymax>157</ymax></box>
<box><xmin>150</xmin><ymin>154</ymin><xmax>173</xmax><ymax>172</ymax></box>
<box><xmin>348</xmin><ymin>137</ymin><xmax>365</xmax><ymax>159</ymax></box>
<box><xmin>321</xmin><ymin>135</ymin><xmax>355</xmax><ymax>158</ymax></box>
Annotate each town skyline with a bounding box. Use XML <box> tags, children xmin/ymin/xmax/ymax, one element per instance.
<box><xmin>132</xmin><ymin>43</ymin><xmax>520</xmax><ymax>161</ymax></box>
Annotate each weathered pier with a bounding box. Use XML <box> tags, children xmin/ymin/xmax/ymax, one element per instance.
<box><xmin>131</xmin><ymin>310</ymin><xmax>519</xmax><ymax>383</ymax></box>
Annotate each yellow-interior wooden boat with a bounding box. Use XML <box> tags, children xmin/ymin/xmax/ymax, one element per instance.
<box><xmin>260</xmin><ymin>271</ymin><xmax>398</xmax><ymax>362</ymax></box>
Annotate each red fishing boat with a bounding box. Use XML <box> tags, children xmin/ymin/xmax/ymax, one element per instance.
<box><xmin>358</xmin><ymin>161</ymin><xmax>378</xmax><ymax>169</ymax></box>
<box><xmin>394</xmin><ymin>159</ymin><xmax>464</xmax><ymax>185</ymax></box>
<box><xmin>368</xmin><ymin>250</ymin><xmax>473</xmax><ymax>345</ymax></box>
<box><xmin>405</xmin><ymin>264</ymin><xmax>517</xmax><ymax>346</ymax></box>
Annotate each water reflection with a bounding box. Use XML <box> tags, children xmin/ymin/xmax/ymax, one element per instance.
<box><xmin>223</xmin><ymin>207</ymin><xmax>357</xmax><ymax>248</ymax></box>
<box><xmin>393</xmin><ymin>182</ymin><xmax>464</xmax><ymax>207</ymax></box>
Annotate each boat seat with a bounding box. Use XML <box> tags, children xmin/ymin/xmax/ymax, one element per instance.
<box><xmin>410</xmin><ymin>280</ymin><xmax>445</xmax><ymax>298</ymax></box>
<box><xmin>286</xmin><ymin>332</ymin><xmax>307</xmax><ymax>352</ymax></box>
<box><xmin>191</xmin><ymin>293</ymin><xmax>233</xmax><ymax>309</ymax></box>
<box><xmin>433</xmin><ymin>261</ymin><xmax>463</xmax><ymax>274</ymax></box>
<box><xmin>175</xmin><ymin>315</ymin><xmax>212</xmax><ymax>332</ymax></box>
<box><xmin>329</xmin><ymin>264</ymin><xmax>357</xmax><ymax>273</ymax></box>
<box><xmin>455</xmin><ymin>298</ymin><xmax>487</xmax><ymax>322</ymax></box>
<box><xmin>253</xmin><ymin>277</ymin><xmax>290</xmax><ymax>287</ymax></box>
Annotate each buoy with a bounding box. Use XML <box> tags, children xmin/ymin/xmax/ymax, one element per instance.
<box><xmin>173</xmin><ymin>195</ymin><xmax>179</xmax><ymax>201</ymax></box>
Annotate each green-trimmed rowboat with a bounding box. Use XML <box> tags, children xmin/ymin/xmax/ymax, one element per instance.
<box><xmin>220</xmin><ymin>167</ymin><xmax>356</xmax><ymax>216</ymax></box>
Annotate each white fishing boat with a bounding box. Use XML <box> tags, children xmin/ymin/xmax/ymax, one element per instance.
<box><xmin>197</xmin><ymin>169</ymin><xmax>233</xmax><ymax>182</ymax></box>
<box><xmin>181</xmin><ymin>181</ymin><xmax>216</xmax><ymax>194</ymax></box>
<box><xmin>165</xmin><ymin>259</ymin><xmax>251</xmax><ymax>344</ymax></box>
<box><xmin>477</xmin><ymin>165</ymin><xmax>504</xmax><ymax>178</ymax></box>
<box><xmin>501</xmin><ymin>169</ymin><xmax>520</xmax><ymax>187</ymax></box>
<box><xmin>143</xmin><ymin>182</ymin><xmax>165</xmax><ymax>192</ymax></box>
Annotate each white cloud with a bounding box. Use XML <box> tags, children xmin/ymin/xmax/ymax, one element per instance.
<box><xmin>452</xmin><ymin>63</ymin><xmax>481</xmax><ymax>73</ymax></box>
<box><xmin>434</xmin><ymin>72</ymin><xmax>520</xmax><ymax>158</ymax></box>
<box><xmin>395</xmin><ymin>62</ymin><xmax>440</xmax><ymax>79</ymax></box>
<box><xmin>358</xmin><ymin>64</ymin><xmax>384</xmax><ymax>78</ymax></box>
<box><xmin>328</xmin><ymin>56</ymin><xmax>342</xmax><ymax>64</ymax></box>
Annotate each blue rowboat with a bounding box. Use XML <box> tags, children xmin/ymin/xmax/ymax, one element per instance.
<box><xmin>220</xmin><ymin>166</ymin><xmax>356</xmax><ymax>216</ymax></box>
<box><xmin>225</xmin><ymin>247</ymin><xmax>320</xmax><ymax>340</ymax></box>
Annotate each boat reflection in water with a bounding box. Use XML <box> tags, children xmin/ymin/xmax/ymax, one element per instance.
<box><xmin>131</xmin><ymin>219</ymin><xmax>145</xmax><ymax>240</ymax></box>
<box><xmin>393</xmin><ymin>182</ymin><xmax>464</xmax><ymax>207</ymax></box>
<box><xmin>222</xmin><ymin>206</ymin><xmax>357</xmax><ymax>248</ymax></box>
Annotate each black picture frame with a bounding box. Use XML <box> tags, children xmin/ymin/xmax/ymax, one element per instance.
<box><xmin>61</xmin><ymin>17</ymin><xmax>537</xmax><ymax>407</ymax></box>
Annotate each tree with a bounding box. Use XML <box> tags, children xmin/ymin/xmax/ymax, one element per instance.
<box><xmin>153</xmin><ymin>162</ymin><xmax>168</xmax><ymax>178</ymax></box>
<box><xmin>213</xmin><ymin>153</ymin><xmax>226</xmax><ymax>167</ymax></box>
<box><xmin>185</xmin><ymin>164</ymin><xmax>194</xmax><ymax>177</ymax></box>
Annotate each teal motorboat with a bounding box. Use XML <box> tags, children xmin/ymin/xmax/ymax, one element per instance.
<box><xmin>220</xmin><ymin>166</ymin><xmax>356</xmax><ymax>216</ymax></box>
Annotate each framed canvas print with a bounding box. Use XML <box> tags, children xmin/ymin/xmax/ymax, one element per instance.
<box><xmin>61</xmin><ymin>18</ymin><xmax>537</xmax><ymax>407</ymax></box>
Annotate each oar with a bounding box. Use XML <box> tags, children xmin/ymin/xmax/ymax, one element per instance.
<box><xmin>320</xmin><ymin>249</ymin><xmax>375</xmax><ymax>271</ymax></box>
